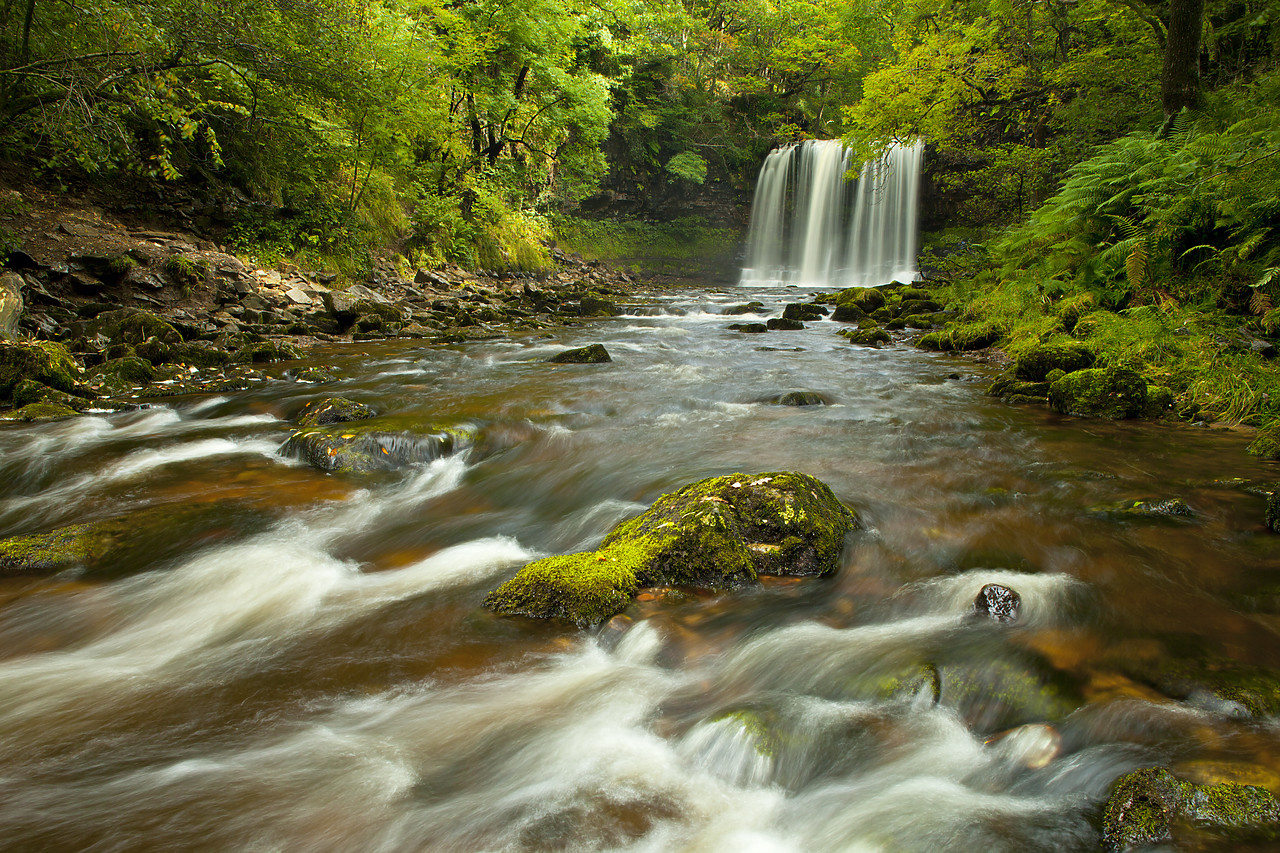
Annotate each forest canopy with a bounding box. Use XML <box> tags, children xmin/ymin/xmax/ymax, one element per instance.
<box><xmin>0</xmin><ymin>0</ymin><xmax>1276</xmax><ymax>273</ymax></box>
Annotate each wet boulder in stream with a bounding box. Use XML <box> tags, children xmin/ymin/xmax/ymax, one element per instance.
<box><xmin>485</xmin><ymin>471</ymin><xmax>859</xmax><ymax>627</ymax></box>
<box><xmin>547</xmin><ymin>343</ymin><xmax>611</xmax><ymax>364</ymax></box>
<box><xmin>1101</xmin><ymin>767</ymin><xmax>1280</xmax><ymax>850</ymax></box>
<box><xmin>281</xmin><ymin>415</ymin><xmax>475</xmax><ymax>474</ymax></box>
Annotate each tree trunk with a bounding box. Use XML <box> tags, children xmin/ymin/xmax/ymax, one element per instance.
<box><xmin>1160</xmin><ymin>0</ymin><xmax>1204</xmax><ymax>118</ymax></box>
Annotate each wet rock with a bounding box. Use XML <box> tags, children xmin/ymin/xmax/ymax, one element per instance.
<box><xmin>87</xmin><ymin>356</ymin><xmax>155</xmax><ymax>395</ymax></box>
<box><xmin>986</xmin><ymin>373</ymin><xmax>1050</xmax><ymax>402</ymax></box>
<box><xmin>1048</xmin><ymin>366</ymin><xmax>1148</xmax><ymax>418</ymax></box>
<box><xmin>766</xmin><ymin>317</ymin><xmax>805</xmax><ymax>331</ymax></box>
<box><xmin>973</xmin><ymin>583</ymin><xmax>1021</xmax><ymax>623</ymax></box>
<box><xmin>547</xmin><ymin>343</ymin><xmax>611</xmax><ymax>364</ymax></box>
<box><xmin>757</xmin><ymin>391</ymin><xmax>833</xmax><ymax>407</ymax></box>
<box><xmin>485</xmin><ymin>471</ymin><xmax>859</xmax><ymax>626</ymax></box>
<box><xmin>8</xmin><ymin>401</ymin><xmax>78</xmax><ymax>421</ymax></box>
<box><xmin>1268</xmin><ymin>492</ymin><xmax>1280</xmax><ymax>533</ymax></box>
<box><xmin>916</xmin><ymin>321</ymin><xmax>1004</xmax><ymax>352</ymax></box>
<box><xmin>727</xmin><ymin>322</ymin><xmax>768</xmax><ymax>333</ymax></box>
<box><xmin>832</xmin><ymin>286</ymin><xmax>885</xmax><ymax>321</ymax></box>
<box><xmin>90</xmin><ymin>308</ymin><xmax>183</xmax><ymax>346</ymax></box>
<box><xmin>12</xmin><ymin>379</ymin><xmax>94</xmax><ymax>411</ymax></box>
<box><xmin>0</xmin><ymin>339</ymin><xmax>82</xmax><ymax>401</ymax></box>
<box><xmin>0</xmin><ymin>270</ymin><xmax>23</xmax><ymax>340</ymax></box>
<box><xmin>1143</xmin><ymin>384</ymin><xmax>1175</xmax><ymax>417</ymax></box>
<box><xmin>939</xmin><ymin>652</ymin><xmax>1082</xmax><ymax>733</ymax></box>
<box><xmin>296</xmin><ymin>396</ymin><xmax>376</xmax><ymax>428</ymax></box>
<box><xmin>1089</xmin><ymin>498</ymin><xmax>1195</xmax><ymax>521</ymax></box>
<box><xmin>281</xmin><ymin>417</ymin><xmax>474</xmax><ymax>474</ymax></box>
<box><xmin>723</xmin><ymin>301</ymin><xmax>764</xmax><ymax>315</ymax></box>
<box><xmin>839</xmin><ymin>325</ymin><xmax>891</xmax><ymax>346</ymax></box>
<box><xmin>230</xmin><ymin>340</ymin><xmax>300</xmax><ymax>364</ymax></box>
<box><xmin>1014</xmin><ymin>340</ymin><xmax>1095</xmax><ymax>381</ymax></box>
<box><xmin>579</xmin><ymin>293</ymin><xmax>619</xmax><ymax>317</ymax></box>
<box><xmin>1130</xmin><ymin>656</ymin><xmax>1280</xmax><ymax>718</ymax></box>
<box><xmin>782</xmin><ymin>302</ymin><xmax>827</xmax><ymax>321</ymax></box>
<box><xmin>1101</xmin><ymin>767</ymin><xmax>1280</xmax><ymax>851</ymax></box>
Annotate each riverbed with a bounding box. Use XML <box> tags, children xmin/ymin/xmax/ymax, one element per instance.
<box><xmin>2</xmin><ymin>286</ymin><xmax>1278</xmax><ymax>851</ymax></box>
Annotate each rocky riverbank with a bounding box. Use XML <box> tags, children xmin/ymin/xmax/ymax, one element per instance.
<box><xmin>0</xmin><ymin>188</ymin><xmax>657</xmax><ymax>418</ymax></box>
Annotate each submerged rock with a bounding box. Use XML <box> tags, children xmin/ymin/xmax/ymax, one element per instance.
<box><xmin>1089</xmin><ymin>497</ymin><xmax>1195</xmax><ymax>521</ymax></box>
<box><xmin>973</xmin><ymin>583</ymin><xmax>1021</xmax><ymax>623</ymax></box>
<box><xmin>485</xmin><ymin>471</ymin><xmax>859</xmax><ymax>626</ymax></box>
<box><xmin>296</xmin><ymin>396</ymin><xmax>376</xmax><ymax>428</ymax></box>
<box><xmin>1048</xmin><ymin>366</ymin><xmax>1148</xmax><ymax>418</ymax></box>
<box><xmin>547</xmin><ymin>343</ymin><xmax>611</xmax><ymax>364</ymax></box>
<box><xmin>758</xmin><ymin>391</ymin><xmax>833</xmax><ymax>407</ymax></box>
<box><xmin>1101</xmin><ymin>767</ymin><xmax>1280</xmax><ymax>850</ymax></box>
<box><xmin>281</xmin><ymin>416</ymin><xmax>475</xmax><ymax>474</ymax></box>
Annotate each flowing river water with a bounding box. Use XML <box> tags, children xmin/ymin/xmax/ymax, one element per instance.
<box><xmin>2</xmin><ymin>286</ymin><xmax>1280</xmax><ymax>852</ymax></box>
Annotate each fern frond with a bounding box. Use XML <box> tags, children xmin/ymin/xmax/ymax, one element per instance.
<box><xmin>1126</xmin><ymin>242</ymin><xmax>1149</xmax><ymax>288</ymax></box>
<box><xmin>1250</xmin><ymin>288</ymin><xmax>1273</xmax><ymax>316</ymax></box>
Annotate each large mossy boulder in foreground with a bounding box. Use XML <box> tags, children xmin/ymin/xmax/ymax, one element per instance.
<box><xmin>1048</xmin><ymin>366</ymin><xmax>1148</xmax><ymax>418</ymax></box>
<box><xmin>1102</xmin><ymin>767</ymin><xmax>1280</xmax><ymax>850</ymax></box>
<box><xmin>485</xmin><ymin>471</ymin><xmax>859</xmax><ymax>626</ymax></box>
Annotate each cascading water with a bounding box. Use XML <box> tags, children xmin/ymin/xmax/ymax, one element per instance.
<box><xmin>740</xmin><ymin>139</ymin><xmax>924</xmax><ymax>288</ymax></box>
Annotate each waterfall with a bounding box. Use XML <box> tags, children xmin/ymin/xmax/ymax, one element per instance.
<box><xmin>740</xmin><ymin>139</ymin><xmax>924</xmax><ymax>288</ymax></box>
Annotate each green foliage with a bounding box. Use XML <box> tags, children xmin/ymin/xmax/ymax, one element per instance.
<box><xmin>552</xmin><ymin>214</ymin><xmax>739</xmax><ymax>275</ymax></box>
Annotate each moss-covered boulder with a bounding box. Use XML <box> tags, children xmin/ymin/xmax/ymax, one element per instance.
<box><xmin>1089</xmin><ymin>497</ymin><xmax>1195</xmax><ymax>521</ymax></box>
<box><xmin>839</xmin><ymin>326</ymin><xmax>891</xmax><ymax>346</ymax></box>
<box><xmin>0</xmin><ymin>340</ymin><xmax>82</xmax><ymax>403</ymax></box>
<box><xmin>1268</xmin><ymin>491</ymin><xmax>1280</xmax><ymax>533</ymax></box>
<box><xmin>1048</xmin><ymin>366</ymin><xmax>1148</xmax><ymax>418</ymax></box>
<box><xmin>231</xmin><ymin>340</ymin><xmax>301</xmax><ymax>364</ymax></box>
<box><xmin>1144</xmin><ymin>384</ymin><xmax>1175</xmax><ymax>418</ymax></box>
<box><xmin>87</xmin><ymin>356</ymin><xmax>155</xmax><ymax>396</ymax></box>
<box><xmin>92</xmin><ymin>309</ymin><xmax>183</xmax><ymax>346</ymax></box>
<box><xmin>832</xmin><ymin>287</ymin><xmax>885</xmax><ymax>321</ymax></box>
<box><xmin>12</xmin><ymin>379</ymin><xmax>94</xmax><ymax>411</ymax></box>
<box><xmin>986</xmin><ymin>373</ymin><xmax>1051</xmax><ymax>403</ymax></box>
<box><xmin>757</xmin><ymin>391</ymin><xmax>833</xmax><ymax>407</ymax></box>
<box><xmin>782</xmin><ymin>302</ymin><xmax>827</xmax><ymax>321</ymax></box>
<box><xmin>916</xmin><ymin>321</ymin><xmax>1005</xmax><ymax>352</ymax></box>
<box><xmin>8</xmin><ymin>401</ymin><xmax>78</xmax><ymax>421</ymax></box>
<box><xmin>766</xmin><ymin>317</ymin><xmax>805</xmax><ymax>331</ymax></box>
<box><xmin>728</xmin><ymin>323</ymin><xmax>769</xmax><ymax>333</ymax></box>
<box><xmin>724</xmin><ymin>302</ymin><xmax>764</xmax><ymax>315</ymax></box>
<box><xmin>547</xmin><ymin>343</ymin><xmax>611</xmax><ymax>364</ymax></box>
<box><xmin>580</xmin><ymin>293</ymin><xmax>620</xmax><ymax>317</ymax></box>
<box><xmin>1102</xmin><ymin>767</ymin><xmax>1280</xmax><ymax>850</ymax></box>
<box><xmin>485</xmin><ymin>471</ymin><xmax>859</xmax><ymax>626</ymax></box>
<box><xmin>1014</xmin><ymin>341</ymin><xmax>1095</xmax><ymax>381</ymax></box>
<box><xmin>296</xmin><ymin>396</ymin><xmax>376</xmax><ymax>428</ymax></box>
<box><xmin>281</xmin><ymin>416</ymin><xmax>475</xmax><ymax>474</ymax></box>
<box><xmin>1129</xmin><ymin>656</ymin><xmax>1280</xmax><ymax>718</ymax></box>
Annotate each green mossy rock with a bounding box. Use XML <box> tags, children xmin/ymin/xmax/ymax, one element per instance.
<box><xmin>832</xmin><ymin>287</ymin><xmax>884</xmax><ymax>321</ymax></box>
<box><xmin>485</xmin><ymin>471</ymin><xmax>859</xmax><ymax>626</ymax></box>
<box><xmin>0</xmin><ymin>523</ymin><xmax>104</xmax><ymax>573</ymax></box>
<box><xmin>1144</xmin><ymin>384</ymin><xmax>1174</xmax><ymax>417</ymax></box>
<box><xmin>728</xmin><ymin>323</ymin><xmax>769</xmax><ymax>333</ymax></box>
<box><xmin>782</xmin><ymin>302</ymin><xmax>827</xmax><ymax>321</ymax></box>
<box><xmin>1102</xmin><ymin>767</ymin><xmax>1280</xmax><ymax>851</ymax></box>
<box><xmin>1134</xmin><ymin>657</ymin><xmax>1280</xmax><ymax>718</ymax></box>
<box><xmin>916</xmin><ymin>321</ymin><xmax>1004</xmax><ymax>352</ymax></box>
<box><xmin>87</xmin><ymin>356</ymin><xmax>155</xmax><ymax>396</ymax></box>
<box><xmin>10</xmin><ymin>401</ymin><xmax>78</xmax><ymax>421</ymax></box>
<box><xmin>1268</xmin><ymin>492</ymin><xmax>1280</xmax><ymax>533</ymax></box>
<box><xmin>839</xmin><ymin>326</ymin><xmax>891</xmax><ymax>346</ymax></box>
<box><xmin>724</xmin><ymin>301</ymin><xmax>764</xmax><ymax>315</ymax></box>
<box><xmin>1014</xmin><ymin>340</ymin><xmax>1095</xmax><ymax>381</ymax></box>
<box><xmin>580</xmin><ymin>293</ymin><xmax>620</xmax><ymax>317</ymax></box>
<box><xmin>766</xmin><ymin>317</ymin><xmax>805</xmax><ymax>331</ymax></box>
<box><xmin>92</xmin><ymin>309</ymin><xmax>183</xmax><ymax>346</ymax></box>
<box><xmin>547</xmin><ymin>343</ymin><xmax>611</xmax><ymax>363</ymax></box>
<box><xmin>12</xmin><ymin>379</ymin><xmax>93</xmax><ymax>411</ymax></box>
<box><xmin>0</xmin><ymin>340</ymin><xmax>81</xmax><ymax>400</ymax></box>
<box><xmin>758</xmin><ymin>391</ymin><xmax>832</xmax><ymax>407</ymax></box>
<box><xmin>1048</xmin><ymin>366</ymin><xmax>1147</xmax><ymax>418</ymax></box>
<box><xmin>231</xmin><ymin>340</ymin><xmax>301</xmax><ymax>364</ymax></box>
<box><xmin>986</xmin><ymin>373</ymin><xmax>1051</xmax><ymax>402</ymax></box>
<box><xmin>1088</xmin><ymin>497</ymin><xmax>1195</xmax><ymax>521</ymax></box>
<box><xmin>281</xmin><ymin>416</ymin><xmax>475</xmax><ymax>474</ymax></box>
<box><xmin>296</xmin><ymin>396</ymin><xmax>376</xmax><ymax>428</ymax></box>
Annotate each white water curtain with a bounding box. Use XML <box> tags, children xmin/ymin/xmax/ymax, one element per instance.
<box><xmin>740</xmin><ymin>139</ymin><xmax>924</xmax><ymax>288</ymax></box>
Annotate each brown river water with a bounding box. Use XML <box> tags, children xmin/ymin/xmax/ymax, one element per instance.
<box><xmin>1</xmin><ymin>287</ymin><xmax>1279</xmax><ymax>852</ymax></box>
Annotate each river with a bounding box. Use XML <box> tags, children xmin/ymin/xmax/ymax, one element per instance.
<box><xmin>1</xmin><ymin>286</ymin><xmax>1278</xmax><ymax>851</ymax></box>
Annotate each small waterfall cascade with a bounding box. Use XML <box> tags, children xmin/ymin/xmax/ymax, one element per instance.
<box><xmin>740</xmin><ymin>139</ymin><xmax>924</xmax><ymax>288</ymax></box>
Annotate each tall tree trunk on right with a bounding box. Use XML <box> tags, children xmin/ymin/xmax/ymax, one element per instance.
<box><xmin>1161</xmin><ymin>0</ymin><xmax>1204</xmax><ymax>118</ymax></box>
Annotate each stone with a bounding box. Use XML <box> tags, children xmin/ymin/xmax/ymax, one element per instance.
<box><xmin>485</xmin><ymin>471</ymin><xmax>859</xmax><ymax>626</ymax></box>
<box><xmin>295</xmin><ymin>396</ymin><xmax>376</xmax><ymax>428</ymax></box>
<box><xmin>728</xmin><ymin>323</ymin><xmax>769</xmax><ymax>333</ymax></box>
<box><xmin>547</xmin><ymin>343</ymin><xmax>611</xmax><ymax>364</ymax></box>
<box><xmin>281</xmin><ymin>417</ymin><xmax>475</xmax><ymax>474</ymax></box>
<box><xmin>1014</xmin><ymin>340</ymin><xmax>1095</xmax><ymax>381</ymax></box>
<box><xmin>766</xmin><ymin>317</ymin><xmax>805</xmax><ymax>331</ymax></box>
<box><xmin>1049</xmin><ymin>366</ymin><xmax>1148</xmax><ymax>418</ymax></box>
<box><xmin>973</xmin><ymin>583</ymin><xmax>1021</xmax><ymax>623</ymax></box>
<box><xmin>723</xmin><ymin>302</ymin><xmax>765</xmax><ymax>315</ymax></box>
<box><xmin>579</xmin><ymin>294</ymin><xmax>619</xmax><ymax>317</ymax></box>
<box><xmin>832</xmin><ymin>286</ymin><xmax>886</xmax><ymax>321</ymax></box>
<box><xmin>839</xmin><ymin>326</ymin><xmax>891</xmax><ymax>346</ymax></box>
<box><xmin>284</xmin><ymin>286</ymin><xmax>313</xmax><ymax>305</ymax></box>
<box><xmin>782</xmin><ymin>302</ymin><xmax>828</xmax><ymax>321</ymax></box>
<box><xmin>1101</xmin><ymin>767</ymin><xmax>1280</xmax><ymax>851</ymax></box>
<box><xmin>758</xmin><ymin>391</ymin><xmax>833</xmax><ymax>406</ymax></box>
<box><xmin>230</xmin><ymin>340</ymin><xmax>300</xmax><ymax>364</ymax></box>
<box><xmin>0</xmin><ymin>340</ymin><xmax>81</xmax><ymax>401</ymax></box>
<box><xmin>1268</xmin><ymin>492</ymin><xmax>1280</xmax><ymax>534</ymax></box>
<box><xmin>0</xmin><ymin>270</ymin><xmax>23</xmax><ymax>340</ymax></box>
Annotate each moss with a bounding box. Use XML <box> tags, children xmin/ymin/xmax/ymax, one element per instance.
<box><xmin>1268</xmin><ymin>492</ymin><xmax>1280</xmax><ymax>533</ymax></box>
<box><xmin>486</xmin><ymin>471</ymin><xmax>859</xmax><ymax>626</ymax></box>
<box><xmin>547</xmin><ymin>343</ymin><xmax>611</xmax><ymax>364</ymax></box>
<box><xmin>987</xmin><ymin>372</ymin><xmax>1051</xmax><ymax>400</ymax></box>
<box><xmin>1089</xmin><ymin>497</ymin><xmax>1195</xmax><ymax>521</ymax></box>
<box><xmin>580</xmin><ymin>293</ymin><xmax>619</xmax><ymax>317</ymax></box>
<box><xmin>0</xmin><ymin>340</ymin><xmax>81</xmax><ymax>400</ymax></box>
<box><xmin>10</xmin><ymin>401</ymin><xmax>78</xmax><ymax>420</ymax></box>
<box><xmin>1013</xmin><ymin>340</ymin><xmax>1095</xmax><ymax>381</ymax></box>
<box><xmin>231</xmin><ymin>340</ymin><xmax>300</xmax><ymax>364</ymax></box>
<box><xmin>0</xmin><ymin>523</ymin><xmax>103</xmax><ymax>573</ymax></box>
<box><xmin>296</xmin><ymin>396</ymin><xmax>376</xmax><ymax>428</ymax></box>
<box><xmin>915</xmin><ymin>320</ymin><xmax>1005</xmax><ymax>352</ymax></box>
<box><xmin>1048</xmin><ymin>366</ymin><xmax>1148</xmax><ymax>418</ymax></box>
<box><xmin>766</xmin><ymin>317</ymin><xmax>805</xmax><ymax>331</ymax></box>
<box><xmin>483</xmin><ymin>549</ymin><xmax>643</xmax><ymax>627</ymax></box>
<box><xmin>106</xmin><ymin>254</ymin><xmax>139</xmax><ymax>280</ymax></box>
<box><xmin>709</xmin><ymin>706</ymin><xmax>784</xmax><ymax>758</ymax></box>
<box><xmin>87</xmin><ymin>356</ymin><xmax>155</xmax><ymax>395</ymax></box>
<box><xmin>162</xmin><ymin>254</ymin><xmax>209</xmax><ymax>290</ymax></box>
<box><xmin>1131</xmin><ymin>656</ymin><xmax>1280</xmax><ymax>718</ymax></box>
<box><xmin>728</xmin><ymin>322</ymin><xmax>769</xmax><ymax>333</ymax></box>
<box><xmin>1101</xmin><ymin>767</ymin><xmax>1280</xmax><ymax>850</ymax></box>
<box><xmin>92</xmin><ymin>309</ymin><xmax>184</xmax><ymax>346</ymax></box>
<box><xmin>782</xmin><ymin>302</ymin><xmax>827</xmax><ymax>321</ymax></box>
<box><xmin>281</xmin><ymin>415</ymin><xmax>476</xmax><ymax>474</ymax></box>
<box><xmin>1144</xmin><ymin>384</ymin><xmax>1174</xmax><ymax>417</ymax></box>
<box><xmin>839</xmin><ymin>326</ymin><xmax>891</xmax><ymax>346</ymax></box>
<box><xmin>12</xmin><ymin>379</ymin><xmax>93</xmax><ymax>411</ymax></box>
